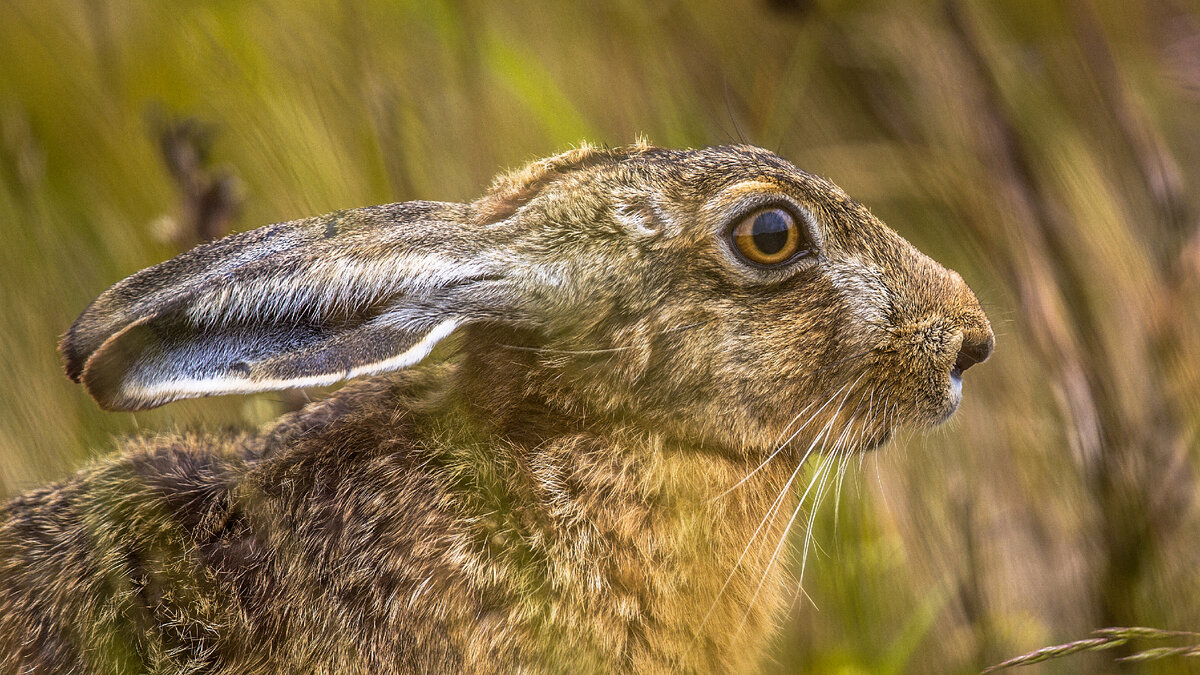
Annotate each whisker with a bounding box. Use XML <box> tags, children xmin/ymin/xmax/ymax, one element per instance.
<box><xmin>694</xmin><ymin>388</ymin><xmax>851</xmax><ymax>637</ymax></box>
<box><xmin>797</xmin><ymin>412</ymin><xmax>859</xmax><ymax>589</ymax></box>
<box><xmin>775</xmin><ymin>383</ymin><xmax>877</xmax><ymax>617</ymax></box>
<box><xmin>829</xmin><ymin>387</ymin><xmax>875</xmax><ymax>530</ymax></box>
<box><xmin>732</xmin><ymin>382</ymin><xmax>860</xmax><ymax>635</ymax></box>
<box><xmin>696</xmin><ymin>363</ymin><xmax>889</xmax><ymax>650</ymax></box>
<box><xmin>828</xmin><ymin>398</ymin><xmax>869</xmax><ymax>543</ymax></box>
<box><xmin>870</xmin><ymin>394</ymin><xmax>896</xmax><ymax>517</ymax></box>
<box><xmin>712</xmin><ymin>377</ymin><xmax>861</xmax><ymax>501</ymax></box>
<box><xmin>735</xmin><ymin>446</ymin><xmax>835</xmax><ymax>636</ymax></box>
<box><xmin>694</xmin><ymin>447</ymin><xmax>808</xmax><ymax>639</ymax></box>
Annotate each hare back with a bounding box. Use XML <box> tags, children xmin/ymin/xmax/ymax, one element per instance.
<box><xmin>0</xmin><ymin>388</ymin><xmax>484</xmax><ymax>673</ymax></box>
<box><xmin>0</xmin><ymin>437</ymin><xmax>265</xmax><ymax>672</ymax></box>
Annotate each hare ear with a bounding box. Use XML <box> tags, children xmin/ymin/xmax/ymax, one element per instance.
<box><xmin>61</xmin><ymin>202</ymin><xmax>516</xmax><ymax>411</ymax></box>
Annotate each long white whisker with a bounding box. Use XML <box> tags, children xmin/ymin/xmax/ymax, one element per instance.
<box><xmin>731</xmin><ymin>380</ymin><xmax>861</xmax><ymax>635</ymax></box>
<box><xmin>713</xmin><ymin>376</ymin><xmax>862</xmax><ymax>501</ymax></box>
<box><xmin>830</xmin><ymin>387</ymin><xmax>874</xmax><ymax>530</ymax></box>
<box><xmin>694</xmin><ymin>449</ymin><xmax>808</xmax><ymax>639</ymax></box>
<box><xmin>695</xmin><ymin>386</ymin><xmax>854</xmax><ymax>637</ymax></box>
<box><xmin>871</xmin><ymin>395</ymin><xmax>895</xmax><ymax>518</ymax></box>
<box><xmin>736</xmin><ymin>445</ymin><xmax>835</xmax><ymax>635</ymax></box>
<box><xmin>797</xmin><ymin>414</ymin><xmax>858</xmax><ymax>589</ymax></box>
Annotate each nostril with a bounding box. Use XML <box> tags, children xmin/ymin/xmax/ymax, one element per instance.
<box><xmin>954</xmin><ymin>334</ymin><xmax>994</xmax><ymax>375</ymax></box>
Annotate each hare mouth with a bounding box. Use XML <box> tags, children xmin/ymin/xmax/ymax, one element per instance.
<box><xmin>928</xmin><ymin>370</ymin><xmax>965</xmax><ymax>425</ymax></box>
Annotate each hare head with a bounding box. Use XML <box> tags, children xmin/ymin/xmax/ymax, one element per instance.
<box><xmin>62</xmin><ymin>142</ymin><xmax>991</xmax><ymax>459</ymax></box>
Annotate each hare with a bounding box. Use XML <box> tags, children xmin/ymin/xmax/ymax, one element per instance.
<box><xmin>0</xmin><ymin>141</ymin><xmax>992</xmax><ymax>673</ymax></box>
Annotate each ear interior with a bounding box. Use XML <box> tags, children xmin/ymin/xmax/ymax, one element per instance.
<box><xmin>80</xmin><ymin>310</ymin><xmax>461</xmax><ymax>411</ymax></box>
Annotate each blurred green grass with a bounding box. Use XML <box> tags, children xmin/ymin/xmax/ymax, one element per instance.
<box><xmin>2</xmin><ymin>0</ymin><xmax>1198</xmax><ymax>672</ymax></box>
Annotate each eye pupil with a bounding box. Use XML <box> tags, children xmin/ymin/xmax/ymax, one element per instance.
<box><xmin>751</xmin><ymin>211</ymin><xmax>790</xmax><ymax>255</ymax></box>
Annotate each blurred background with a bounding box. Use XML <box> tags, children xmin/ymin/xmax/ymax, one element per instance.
<box><xmin>1</xmin><ymin>0</ymin><xmax>1198</xmax><ymax>671</ymax></box>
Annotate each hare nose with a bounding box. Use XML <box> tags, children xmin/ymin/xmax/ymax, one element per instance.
<box><xmin>953</xmin><ymin>334</ymin><xmax>994</xmax><ymax>375</ymax></box>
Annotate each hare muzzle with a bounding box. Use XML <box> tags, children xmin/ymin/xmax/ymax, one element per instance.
<box><xmin>877</xmin><ymin>257</ymin><xmax>995</xmax><ymax>428</ymax></box>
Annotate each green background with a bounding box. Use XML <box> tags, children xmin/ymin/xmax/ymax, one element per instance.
<box><xmin>2</xmin><ymin>0</ymin><xmax>1199</xmax><ymax>671</ymax></box>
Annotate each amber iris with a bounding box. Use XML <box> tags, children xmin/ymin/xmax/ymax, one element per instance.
<box><xmin>732</xmin><ymin>208</ymin><xmax>803</xmax><ymax>265</ymax></box>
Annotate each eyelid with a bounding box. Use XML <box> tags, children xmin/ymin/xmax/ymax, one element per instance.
<box><xmin>717</xmin><ymin>194</ymin><xmax>818</xmax><ymax>240</ymax></box>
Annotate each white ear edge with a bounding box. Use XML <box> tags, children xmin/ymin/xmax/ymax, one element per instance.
<box><xmin>120</xmin><ymin>317</ymin><xmax>461</xmax><ymax>405</ymax></box>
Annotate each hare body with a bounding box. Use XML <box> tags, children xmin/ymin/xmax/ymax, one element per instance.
<box><xmin>2</xmin><ymin>367</ymin><xmax>793</xmax><ymax>673</ymax></box>
<box><xmin>1</xmin><ymin>143</ymin><xmax>992</xmax><ymax>673</ymax></box>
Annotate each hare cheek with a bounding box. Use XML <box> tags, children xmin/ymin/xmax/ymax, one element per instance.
<box><xmin>824</xmin><ymin>260</ymin><xmax>893</xmax><ymax>368</ymax></box>
<box><xmin>824</xmin><ymin>259</ymin><xmax>891</xmax><ymax>333</ymax></box>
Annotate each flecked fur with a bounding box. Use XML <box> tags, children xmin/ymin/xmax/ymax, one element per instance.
<box><xmin>1</xmin><ymin>143</ymin><xmax>992</xmax><ymax>673</ymax></box>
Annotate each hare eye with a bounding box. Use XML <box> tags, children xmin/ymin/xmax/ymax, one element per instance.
<box><xmin>731</xmin><ymin>208</ymin><xmax>805</xmax><ymax>266</ymax></box>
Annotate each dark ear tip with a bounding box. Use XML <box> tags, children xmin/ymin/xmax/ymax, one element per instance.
<box><xmin>58</xmin><ymin>329</ymin><xmax>87</xmax><ymax>384</ymax></box>
<box><xmin>72</xmin><ymin>317</ymin><xmax>162</xmax><ymax>412</ymax></box>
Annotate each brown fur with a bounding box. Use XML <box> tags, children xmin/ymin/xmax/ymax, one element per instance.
<box><xmin>1</xmin><ymin>143</ymin><xmax>992</xmax><ymax>673</ymax></box>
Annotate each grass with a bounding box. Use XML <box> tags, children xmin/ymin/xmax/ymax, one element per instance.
<box><xmin>2</xmin><ymin>0</ymin><xmax>1198</xmax><ymax>671</ymax></box>
<box><xmin>984</xmin><ymin>628</ymin><xmax>1200</xmax><ymax>671</ymax></box>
